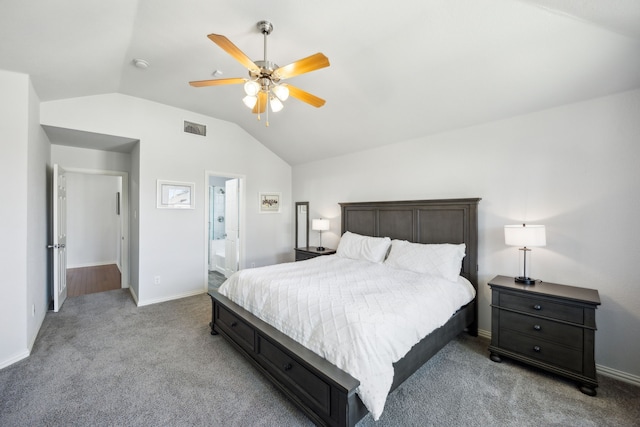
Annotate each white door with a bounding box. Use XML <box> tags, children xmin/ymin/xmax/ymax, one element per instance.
<box><xmin>208</xmin><ymin>185</ymin><xmax>214</xmax><ymax>271</ymax></box>
<box><xmin>224</xmin><ymin>179</ymin><xmax>239</xmax><ymax>278</ymax></box>
<box><xmin>52</xmin><ymin>164</ymin><xmax>68</xmax><ymax>312</ymax></box>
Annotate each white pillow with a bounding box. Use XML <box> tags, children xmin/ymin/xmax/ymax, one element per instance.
<box><xmin>336</xmin><ymin>231</ymin><xmax>391</xmax><ymax>263</ymax></box>
<box><xmin>385</xmin><ymin>240</ymin><xmax>466</xmax><ymax>281</ymax></box>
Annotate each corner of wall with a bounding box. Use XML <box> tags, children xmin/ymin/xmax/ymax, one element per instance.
<box><xmin>0</xmin><ymin>349</ymin><xmax>30</xmax><ymax>371</ymax></box>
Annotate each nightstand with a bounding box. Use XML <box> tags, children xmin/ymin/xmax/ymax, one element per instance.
<box><xmin>294</xmin><ymin>246</ymin><xmax>336</xmax><ymax>261</ymax></box>
<box><xmin>488</xmin><ymin>275</ymin><xmax>601</xmax><ymax>396</ymax></box>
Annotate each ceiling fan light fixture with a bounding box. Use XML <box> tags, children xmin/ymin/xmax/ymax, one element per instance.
<box><xmin>242</xmin><ymin>95</ymin><xmax>258</xmax><ymax>109</ymax></box>
<box><xmin>244</xmin><ymin>80</ymin><xmax>260</xmax><ymax>96</ymax></box>
<box><xmin>272</xmin><ymin>84</ymin><xmax>289</xmax><ymax>101</ymax></box>
<box><xmin>270</xmin><ymin>96</ymin><xmax>284</xmax><ymax>113</ymax></box>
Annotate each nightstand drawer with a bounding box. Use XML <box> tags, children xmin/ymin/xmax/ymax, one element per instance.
<box><xmin>500</xmin><ymin>293</ymin><xmax>583</xmax><ymax>324</ymax></box>
<box><xmin>500</xmin><ymin>310</ymin><xmax>583</xmax><ymax>349</ymax></box>
<box><xmin>500</xmin><ymin>329</ymin><xmax>583</xmax><ymax>373</ymax></box>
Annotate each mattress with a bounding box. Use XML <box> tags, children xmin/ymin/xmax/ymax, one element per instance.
<box><xmin>218</xmin><ymin>255</ymin><xmax>475</xmax><ymax>420</ymax></box>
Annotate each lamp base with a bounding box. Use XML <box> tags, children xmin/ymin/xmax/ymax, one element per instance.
<box><xmin>514</xmin><ymin>276</ymin><xmax>537</xmax><ymax>285</ymax></box>
<box><xmin>317</xmin><ymin>246</ymin><xmax>326</xmax><ymax>252</ymax></box>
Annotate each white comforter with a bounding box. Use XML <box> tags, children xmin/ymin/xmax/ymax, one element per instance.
<box><xmin>218</xmin><ymin>255</ymin><xmax>475</xmax><ymax>420</ymax></box>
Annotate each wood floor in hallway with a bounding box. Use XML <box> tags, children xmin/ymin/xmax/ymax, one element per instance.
<box><xmin>67</xmin><ymin>264</ymin><xmax>121</xmax><ymax>297</ymax></box>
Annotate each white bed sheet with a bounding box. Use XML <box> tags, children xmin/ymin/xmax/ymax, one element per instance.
<box><xmin>218</xmin><ymin>255</ymin><xmax>475</xmax><ymax>420</ymax></box>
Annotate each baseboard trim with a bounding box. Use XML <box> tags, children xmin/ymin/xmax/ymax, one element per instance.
<box><xmin>136</xmin><ymin>289</ymin><xmax>205</xmax><ymax>307</ymax></box>
<box><xmin>597</xmin><ymin>364</ymin><xmax>640</xmax><ymax>386</ymax></box>
<box><xmin>27</xmin><ymin>312</ymin><xmax>46</xmax><ymax>351</ymax></box>
<box><xmin>0</xmin><ymin>349</ymin><xmax>30</xmax><ymax>370</ymax></box>
<box><xmin>476</xmin><ymin>329</ymin><xmax>640</xmax><ymax>386</ymax></box>
<box><xmin>129</xmin><ymin>286</ymin><xmax>139</xmax><ymax>305</ymax></box>
<box><xmin>67</xmin><ymin>261</ymin><xmax>118</xmax><ymax>269</ymax></box>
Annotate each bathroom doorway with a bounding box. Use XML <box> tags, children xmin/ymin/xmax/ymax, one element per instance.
<box><xmin>205</xmin><ymin>172</ymin><xmax>244</xmax><ymax>292</ymax></box>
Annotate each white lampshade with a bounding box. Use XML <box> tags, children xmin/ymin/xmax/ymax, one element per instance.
<box><xmin>242</xmin><ymin>95</ymin><xmax>257</xmax><ymax>109</ymax></box>
<box><xmin>244</xmin><ymin>80</ymin><xmax>260</xmax><ymax>96</ymax></box>
<box><xmin>270</xmin><ymin>96</ymin><xmax>284</xmax><ymax>113</ymax></box>
<box><xmin>504</xmin><ymin>224</ymin><xmax>546</xmax><ymax>247</ymax></box>
<box><xmin>272</xmin><ymin>84</ymin><xmax>289</xmax><ymax>101</ymax></box>
<box><xmin>312</xmin><ymin>219</ymin><xmax>330</xmax><ymax>231</ymax></box>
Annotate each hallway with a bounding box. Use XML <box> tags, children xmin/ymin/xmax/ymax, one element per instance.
<box><xmin>66</xmin><ymin>264</ymin><xmax>121</xmax><ymax>297</ymax></box>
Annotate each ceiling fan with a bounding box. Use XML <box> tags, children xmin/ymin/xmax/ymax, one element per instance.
<box><xmin>189</xmin><ymin>20</ymin><xmax>330</xmax><ymax>126</ymax></box>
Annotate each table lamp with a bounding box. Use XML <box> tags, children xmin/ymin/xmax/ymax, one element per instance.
<box><xmin>504</xmin><ymin>224</ymin><xmax>546</xmax><ymax>285</ymax></box>
<box><xmin>312</xmin><ymin>219</ymin><xmax>330</xmax><ymax>251</ymax></box>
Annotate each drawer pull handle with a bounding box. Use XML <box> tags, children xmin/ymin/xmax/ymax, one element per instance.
<box><xmin>533</xmin><ymin>345</ymin><xmax>541</xmax><ymax>352</ymax></box>
<box><xmin>230</xmin><ymin>321</ymin><xmax>238</xmax><ymax>327</ymax></box>
<box><xmin>533</xmin><ymin>304</ymin><xmax>542</xmax><ymax>310</ymax></box>
<box><xmin>283</xmin><ymin>363</ymin><xmax>293</xmax><ymax>371</ymax></box>
<box><xmin>533</xmin><ymin>324</ymin><xmax>542</xmax><ymax>331</ymax></box>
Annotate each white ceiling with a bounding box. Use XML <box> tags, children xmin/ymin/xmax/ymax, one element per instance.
<box><xmin>1</xmin><ymin>0</ymin><xmax>639</xmax><ymax>165</ymax></box>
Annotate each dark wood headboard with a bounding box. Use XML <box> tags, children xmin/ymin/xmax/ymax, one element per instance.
<box><xmin>339</xmin><ymin>198</ymin><xmax>481</xmax><ymax>288</ymax></box>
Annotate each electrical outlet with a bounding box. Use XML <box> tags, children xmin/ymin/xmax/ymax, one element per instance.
<box><xmin>154</xmin><ymin>275</ymin><xmax>161</xmax><ymax>285</ymax></box>
<box><xmin>251</xmin><ymin>263</ymin><xmax>256</xmax><ymax>268</ymax></box>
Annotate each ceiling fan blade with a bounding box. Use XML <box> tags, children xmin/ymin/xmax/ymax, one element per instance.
<box><xmin>273</xmin><ymin>53</ymin><xmax>330</xmax><ymax>80</ymax></box>
<box><xmin>286</xmin><ymin>84</ymin><xmax>326</xmax><ymax>108</ymax></box>
<box><xmin>208</xmin><ymin>34</ymin><xmax>260</xmax><ymax>72</ymax></box>
<box><xmin>252</xmin><ymin>91</ymin><xmax>268</xmax><ymax>114</ymax></box>
<box><xmin>189</xmin><ymin>77</ymin><xmax>246</xmax><ymax>87</ymax></box>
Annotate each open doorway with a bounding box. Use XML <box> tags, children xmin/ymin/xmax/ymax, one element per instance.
<box><xmin>205</xmin><ymin>172</ymin><xmax>244</xmax><ymax>293</ymax></box>
<box><xmin>61</xmin><ymin>168</ymin><xmax>129</xmax><ymax>300</ymax></box>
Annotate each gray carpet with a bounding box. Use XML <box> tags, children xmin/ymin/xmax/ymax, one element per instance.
<box><xmin>1</xmin><ymin>290</ymin><xmax>638</xmax><ymax>427</ymax></box>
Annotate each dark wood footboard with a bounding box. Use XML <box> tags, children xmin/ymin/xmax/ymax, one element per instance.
<box><xmin>209</xmin><ymin>290</ymin><xmax>475</xmax><ymax>426</ymax></box>
<box><xmin>210</xmin><ymin>291</ymin><xmax>364</xmax><ymax>427</ymax></box>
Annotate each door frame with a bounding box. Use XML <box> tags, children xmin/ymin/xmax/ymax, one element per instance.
<box><xmin>65</xmin><ymin>167</ymin><xmax>130</xmax><ymax>289</ymax></box>
<box><xmin>204</xmin><ymin>170</ymin><xmax>245</xmax><ymax>290</ymax></box>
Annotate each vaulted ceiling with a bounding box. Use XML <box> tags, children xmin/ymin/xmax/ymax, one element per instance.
<box><xmin>1</xmin><ymin>0</ymin><xmax>639</xmax><ymax>165</ymax></box>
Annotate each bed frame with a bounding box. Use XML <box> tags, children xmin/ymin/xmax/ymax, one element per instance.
<box><xmin>209</xmin><ymin>198</ymin><xmax>480</xmax><ymax>426</ymax></box>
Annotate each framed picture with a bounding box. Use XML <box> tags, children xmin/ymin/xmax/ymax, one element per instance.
<box><xmin>157</xmin><ymin>180</ymin><xmax>195</xmax><ymax>209</ymax></box>
<box><xmin>259</xmin><ymin>192</ymin><xmax>281</xmax><ymax>213</ymax></box>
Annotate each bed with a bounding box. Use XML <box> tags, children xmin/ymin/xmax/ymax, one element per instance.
<box><xmin>208</xmin><ymin>198</ymin><xmax>480</xmax><ymax>426</ymax></box>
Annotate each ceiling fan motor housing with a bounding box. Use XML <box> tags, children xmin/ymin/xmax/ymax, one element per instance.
<box><xmin>257</xmin><ymin>20</ymin><xmax>273</xmax><ymax>35</ymax></box>
<box><xmin>251</xmin><ymin>60</ymin><xmax>280</xmax><ymax>82</ymax></box>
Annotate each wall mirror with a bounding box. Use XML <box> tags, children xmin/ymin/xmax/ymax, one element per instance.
<box><xmin>295</xmin><ymin>202</ymin><xmax>309</xmax><ymax>249</ymax></box>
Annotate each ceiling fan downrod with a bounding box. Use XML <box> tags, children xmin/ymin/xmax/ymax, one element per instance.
<box><xmin>257</xmin><ymin>20</ymin><xmax>273</xmax><ymax>62</ymax></box>
<box><xmin>256</xmin><ymin>20</ymin><xmax>275</xmax><ymax>126</ymax></box>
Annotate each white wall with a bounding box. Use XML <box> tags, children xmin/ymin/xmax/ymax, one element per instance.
<box><xmin>130</xmin><ymin>143</ymin><xmax>140</xmax><ymax>299</ymax></box>
<box><xmin>51</xmin><ymin>144</ymin><xmax>132</xmax><ymax>173</ymax></box>
<box><xmin>26</xmin><ymin>77</ymin><xmax>51</xmax><ymax>349</ymax></box>
<box><xmin>293</xmin><ymin>88</ymin><xmax>640</xmax><ymax>380</ymax></box>
<box><xmin>65</xmin><ymin>173</ymin><xmax>121</xmax><ymax>268</ymax></box>
<box><xmin>0</xmin><ymin>70</ymin><xmax>50</xmax><ymax>368</ymax></box>
<box><xmin>0</xmin><ymin>70</ymin><xmax>30</xmax><ymax>367</ymax></box>
<box><xmin>41</xmin><ymin>93</ymin><xmax>292</xmax><ymax>306</ymax></box>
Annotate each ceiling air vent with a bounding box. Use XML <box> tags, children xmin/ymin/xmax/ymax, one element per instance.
<box><xmin>184</xmin><ymin>120</ymin><xmax>206</xmax><ymax>136</ymax></box>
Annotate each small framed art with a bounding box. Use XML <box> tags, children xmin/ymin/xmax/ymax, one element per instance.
<box><xmin>157</xmin><ymin>180</ymin><xmax>195</xmax><ymax>209</ymax></box>
<box><xmin>259</xmin><ymin>192</ymin><xmax>281</xmax><ymax>213</ymax></box>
